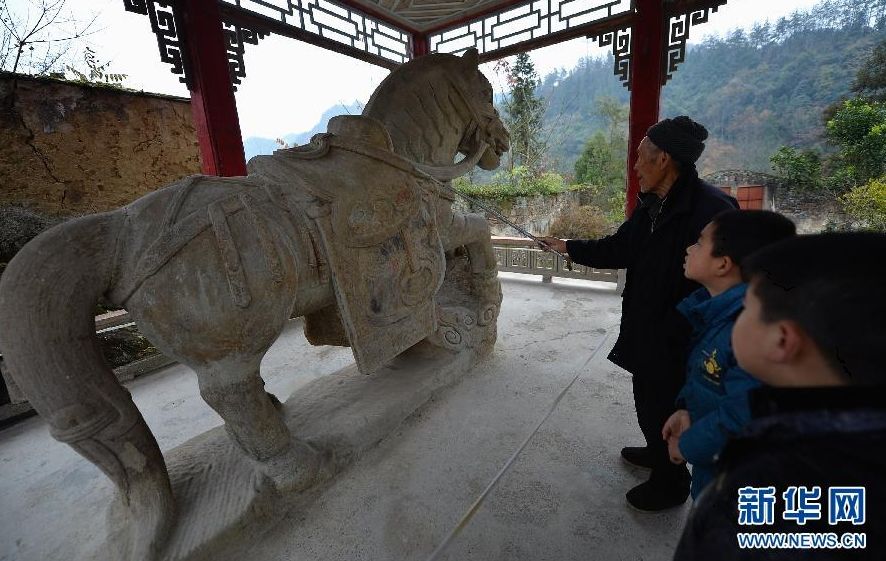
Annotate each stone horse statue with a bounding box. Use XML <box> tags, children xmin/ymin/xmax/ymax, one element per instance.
<box><xmin>0</xmin><ymin>49</ymin><xmax>509</xmax><ymax>559</ymax></box>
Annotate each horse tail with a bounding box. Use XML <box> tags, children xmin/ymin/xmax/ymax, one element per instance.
<box><xmin>0</xmin><ymin>211</ymin><xmax>170</xmax><ymax>500</ymax></box>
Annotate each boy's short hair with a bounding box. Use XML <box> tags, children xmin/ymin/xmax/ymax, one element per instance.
<box><xmin>709</xmin><ymin>210</ymin><xmax>796</xmax><ymax>266</ymax></box>
<box><xmin>741</xmin><ymin>232</ymin><xmax>886</xmax><ymax>386</ymax></box>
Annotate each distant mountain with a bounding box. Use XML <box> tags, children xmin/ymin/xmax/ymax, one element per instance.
<box><xmin>538</xmin><ymin>0</ymin><xmax>886</xmax><ymax>176</ymax></box>
<box><xmin>243</xmin><ymin>101</ymin><xmax>363</xmax><ymax>161</ymax></box>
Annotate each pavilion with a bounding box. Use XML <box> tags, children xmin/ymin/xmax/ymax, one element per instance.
<box><xmin>1</xmin><ymin>3</ymin><xmax>737</xmax><ymax>558</ymax></box>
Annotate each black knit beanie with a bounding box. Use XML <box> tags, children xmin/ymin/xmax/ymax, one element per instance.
<box><xmin>646</xmin><ymin>116</ymin><xmax>708</xmax><ymax>165</ymax></box>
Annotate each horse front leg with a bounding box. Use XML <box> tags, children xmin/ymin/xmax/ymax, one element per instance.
<box><xmin>436</xmin><ymin>211</ymin><xmax>503</xmax><ymax>351</ymax></box>
<box><xmin>444</xmin><ymin>212</ymin><xmax>501</xmax><ymax>302</ymax></box>
<box><xmin>443</xmin><ymin>211</ymin><xmax>496</xmax><ymax>274</ymax></box>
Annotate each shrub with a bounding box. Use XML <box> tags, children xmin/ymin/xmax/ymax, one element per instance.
<box><xmin>549</xmin><ymin>205</ymin><xmax>612</xmax><ymax>239</ymax></box>
<box><xmin>573</xmin><ymin>183</ymin><xmax>625</xmax><ymax>225</ymax></box>
<box><xmin>0</xmin><ymin>205</ymin><xmax>60</xmax><ymax>264</ymax></box>
<box><xmin>454</xmin><ymin>168</ymin><xmax>580</xmax><ymax>200</ymax></box>
<box><xmin>839</xmin><ymin>175</ymin><xmax>886</xmax><ymax>231</ymax></box>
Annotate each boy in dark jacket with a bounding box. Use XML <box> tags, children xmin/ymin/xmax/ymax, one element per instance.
<box><xmin>674</xmin><ymin>232</ymin><xmax>886</xmax><ymax>560</ymax></box>
<box><xmin>661</xmin><ymin>210</ymin><xmax>796</xmax><ymax>499</ymax></box>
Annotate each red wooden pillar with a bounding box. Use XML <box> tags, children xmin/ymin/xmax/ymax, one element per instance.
<box><xmin>181</xmin><ymin>0</ymin><xmax>247</xmax><ymax>176</ymax></box>
<box><xmin>625</xmin><ymin>0</ymin><xmax>665</xmax><ymax>216</ymax></box>
<box><xmin>411</xmin><ymin>32</ymin><xmax>430</xmax><ymax>58</ymax></box>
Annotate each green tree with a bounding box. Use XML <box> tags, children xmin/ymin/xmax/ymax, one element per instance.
<box><xmin>840</xmin><ymin>176</ymin><xmax>886</xmax><ymax>231</ymax></box>
<box><xmin>771</xmin><ymin>100</ymin><xmax>886</xmax><ymax>194</ymax></box>
<box><xmin>572</xmin><ymin>96</ymin><xmax>628</xmax><ymax>222</ymax></box>
<box><xmin>826</xmin><ymin>98</ymin><xmax>886</xmax><ymax>185</ymax></box>
<box><xmin>573</xmin><ymin>97</ymin><xmax>628</xmax><ymax>187</ymax></box>
<box><xmin>595</xmin><ymin>96</ymin><xmax>629</xmax><ymax>149</ymax></box>
<box><xmin>574</xmin><ymin>132</ymin><xmax>613</xmax><ymax>186</ymax></box>
<box><xmin>853</xmin><ymin>39</ymin><xmax>886</xmax><ymax>102</ymax></box>
<box><xmin>0</xmin><ymin>0</ymin><xmax>97</xmax><ymax>75</ymax></box>
<box><xmin>770</xmin><ymin>30</ymin><xmax>886</xmax><ymax>196</ymax></box>
<box><xmin>504</xmin><ymin>53</ymin><xmax>546</xmax><ymax>175</ymax></box>
<box><xmin>769</xmin><ymin>146</ymin><xmax>823</xmax><ymax>190</ymax></box>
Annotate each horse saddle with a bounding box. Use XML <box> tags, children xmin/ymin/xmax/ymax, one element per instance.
<box><xmin>249</xmin><ymin>115</ymin><xmax>447</xmax><ymax>373</ymax></box>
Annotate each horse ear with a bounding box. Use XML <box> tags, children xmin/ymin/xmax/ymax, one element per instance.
<box><xmin>461</xmin><ymin>48</ymin><xmax>480</xmax><ymax>68</ymax></box>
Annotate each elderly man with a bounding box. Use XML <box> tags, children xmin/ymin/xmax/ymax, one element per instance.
<box><xmin>541</xmin><ymin>116</ymin><xmax>738</xmax><ymax>511</ymax></box>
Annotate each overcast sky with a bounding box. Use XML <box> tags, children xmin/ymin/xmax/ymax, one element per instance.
<box><xmin>5</xmin><ymin>0</ymin><xmax>823</xmax><ymax>138</ymax></box>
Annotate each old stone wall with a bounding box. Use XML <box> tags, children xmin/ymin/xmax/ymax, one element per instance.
<box><xmin>454</xmin><ymin>191</ymin><xmax>581</xmax><ymax>237</ymax></box>
<box><xmin>770</xmin><ymin>190</ymin><xmax>855</xmax><ymax>234</ymax></box>
<box><xmin>0</xmin><ymin>74</ymin><xmax>198</xmax><ymax>418</ymax></box>
<box><xmin>0</xmin><ymin>72</ymin><xmax>200</xmax><ymax>216</ymax></box>
<box><xmin>704</xmin><ymin>169</ymin><xmax>854</xmax><ymax>233</ymax></box>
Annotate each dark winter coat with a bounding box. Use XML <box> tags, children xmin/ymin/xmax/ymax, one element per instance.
<box><xmin>675</xmin><ymin>284</ymin><xmax>761</xmax><ymax>498</ymax></box>
<box><xmin>675</xmin><ymin>386</ymin><xmax>886</xmax><ymax>560</ymax></box>
<box><xmin>565</xmin><ymin>170</ymin><xmax>738</xmax><ymax>378</ymax></box>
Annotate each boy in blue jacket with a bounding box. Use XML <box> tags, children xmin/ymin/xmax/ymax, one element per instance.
<box><xmin>661</xmin><ymin>210</ymin><xmax>795</xmax><ymax>499</ymax></box>
<box><xmin>674</xmin><ymin>232</ymin><xmax>886</xmax><ymax>560</ymax></box>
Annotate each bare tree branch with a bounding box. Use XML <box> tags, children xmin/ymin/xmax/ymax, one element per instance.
<box><xmin>1</xmin><ymin>0</ymin><xmax>100</xmax><ymax>74</ymax></box>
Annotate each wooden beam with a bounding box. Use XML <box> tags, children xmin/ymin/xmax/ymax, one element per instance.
<box><xmin>182</xmin><ymin>0</ymin><xmax>247</xmax><ymax>176</ymax></box>
<box><xmin>411</xmin><ymin>32</ymin><xmax>430</xmax><ymax>58</ymax></box>
<box><xmin>625</xmin><ymin>0</ymin><xmax>664</xmax><ymax>217</ymax></box>
<box><xmin>665</xmin><ymin>0</ymin><xmax>728</xmax><ymax>15</ymax></box>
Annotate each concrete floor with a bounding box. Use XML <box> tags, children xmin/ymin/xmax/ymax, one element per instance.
<box><xmin>0</xmin><ymin>273</ymin><xmax>689</xmax><ymax>561</ymax></box>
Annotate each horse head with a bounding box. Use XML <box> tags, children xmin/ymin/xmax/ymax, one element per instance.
<box><xmin>453</xmin><ymin>48</ymin><xmax>510</xmax><ymax>172</ymax></box>
<box><xmin>362</xmin><ymin>49</ymin><xmax>510</xmax><ymax>180</ymax></box>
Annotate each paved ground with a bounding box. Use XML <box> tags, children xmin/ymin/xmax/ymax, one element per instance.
<box><xmin>0</xmin><ymin>273</ymin><xmax>690</xmax><ymax>561</ymax></box>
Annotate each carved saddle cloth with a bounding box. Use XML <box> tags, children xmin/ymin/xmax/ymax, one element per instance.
<box><xmin>249</xmin><ymin>116</ymin><xmax>447</xmax><ymax>373</ymax></box>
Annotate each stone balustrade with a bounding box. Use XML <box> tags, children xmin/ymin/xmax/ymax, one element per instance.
<box><xmin>491</xmin><ymin>236</ymin><xmax>619</xmax><ymax>285</ymax></box>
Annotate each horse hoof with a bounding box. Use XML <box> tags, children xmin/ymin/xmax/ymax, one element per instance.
<box><xmin>260</xmin><ymin>439</ymin><xmax>322</xmax><ymax>493</ymax></box>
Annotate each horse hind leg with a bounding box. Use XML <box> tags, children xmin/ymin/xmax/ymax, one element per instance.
<box><xmin>130</xmin><ymin>272</ymin><xmax>322</xmax><ymax>492</ymax></box>
<box><xmin>123</xmin><ymin>197</ymin><xmax>321</xmax><ymax>493</ymax></box>
<box><xmin>192</xmin><ymin>357</ymin><xmax>320</xmax><ymax>491</ymax></box>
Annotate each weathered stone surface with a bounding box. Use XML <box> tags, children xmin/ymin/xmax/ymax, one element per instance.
<box><xmin>0</xmin><ymin>50</ymin><xmax>509</xmax><ymax>560</ymax></box>
<box><xmin>0</xmin><ymin>73</ymin><xmax>200</xmax><ymax>215</ymax></box>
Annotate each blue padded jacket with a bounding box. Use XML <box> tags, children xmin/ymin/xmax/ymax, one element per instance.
<box><xmin>675</xmin><ymin>283</ymin><xmax>761</xmax><ymax>498</ymax></box>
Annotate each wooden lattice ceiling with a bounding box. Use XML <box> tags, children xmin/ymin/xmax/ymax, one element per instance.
<box><xmin>352</xmin><ymin>0</ymin><xmax>521</xmax><ymax>32</ymax></box>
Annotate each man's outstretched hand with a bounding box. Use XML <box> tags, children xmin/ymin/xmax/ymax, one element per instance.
<box><xmin>537</xmin><ymin>236</ymin><xmax>567</xmax><ymax>254</ymax></box>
